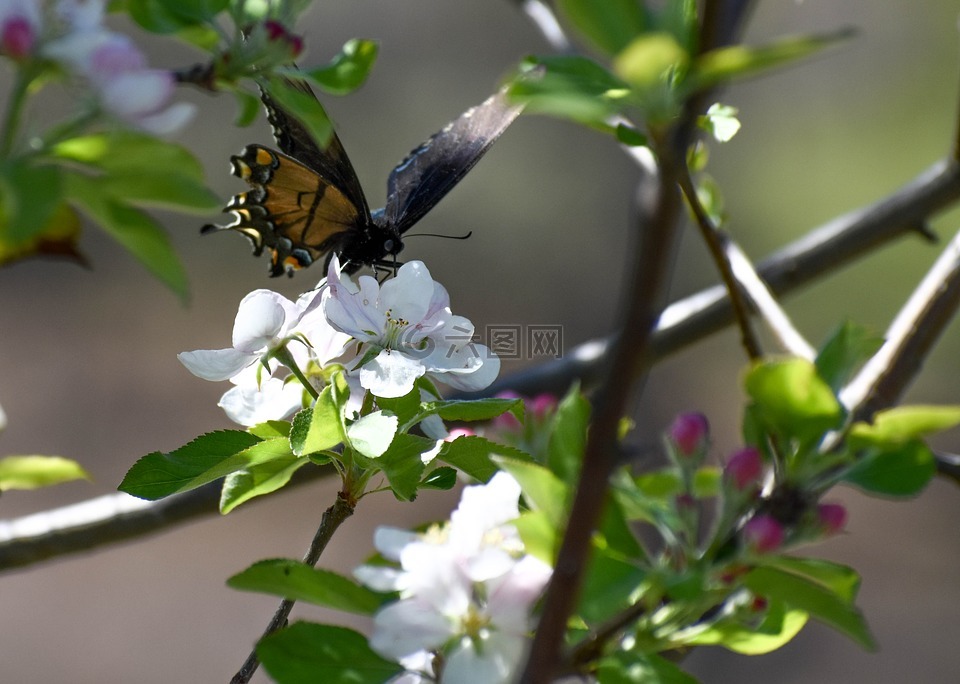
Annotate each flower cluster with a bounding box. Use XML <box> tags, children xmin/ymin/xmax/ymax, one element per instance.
<box><xmin>1</xmin><ymin>0</ymin><xmax>193</xmax><ymax>133</ymax></box>
<box><xmin>180</xmin><ymin>260</ymin><xmax>500</xmax><ymax>426</ymax></box>
<box><xmin>354</xmin><ymin>472</ymin><xmax>553</xmax><ymax>683</ymax></box>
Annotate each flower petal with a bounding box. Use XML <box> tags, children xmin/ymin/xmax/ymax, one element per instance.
<box><xmin>177</xmin><ymin>348</ymin><xmax>253</xmax><ymax>381</ymax></box>
<box><xmin>370</xmin><ymin>598</ymin><xmax>454</xmax><ymax>660</ymax></box>
<box><xmin>359</xmin><ymin>350</ymin><xmax>425</xmax><ymax>398</ymax></box>
<box><xmin>232</xmin><ymin>289</ymin><xmax>295</xmax><ymax>352</ymax></box>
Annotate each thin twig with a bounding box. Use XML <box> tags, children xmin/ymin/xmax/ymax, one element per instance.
<box><xmin>840</xmin><ymin>224</ymin><xmax>960</xmax><ymax>421</ymax></box>
<box><xmin>230</xmin><ymin>491</ymin><xmax>355</xmax><ymax>684</ymax></box>
<box><xmin>677</xmin><ymin>166</ymin><xmax>764</xmax><ymax>360</ymax></box>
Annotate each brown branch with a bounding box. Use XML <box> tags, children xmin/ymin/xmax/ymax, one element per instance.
<box><xmin>230</xmin><ymin>491</ymin><xmax>355</xmax><ymax>684</ymax></box>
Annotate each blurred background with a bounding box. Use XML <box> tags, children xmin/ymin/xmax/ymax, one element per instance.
<box><xmin>1</xmin><ymin>0</ymin><xmax>959</xmax><ymax>681</ymax></box>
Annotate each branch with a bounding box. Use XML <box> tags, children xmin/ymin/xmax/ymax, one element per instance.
<box><xmin>840</xmin><ymin>224</ymin><xmax>960</xmax><ymax>420</ymax></box>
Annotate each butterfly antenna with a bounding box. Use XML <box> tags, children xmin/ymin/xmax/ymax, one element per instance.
<box><xmin>405</xmin><ymin>230</ymin><xmax>473</xmax><ymax>241</ymax></box>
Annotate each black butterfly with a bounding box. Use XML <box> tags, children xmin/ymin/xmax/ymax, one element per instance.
<box><xmin>202</xmin><ymin>78</ymin><xmax>526</xmax><ymax>277</ymax></box>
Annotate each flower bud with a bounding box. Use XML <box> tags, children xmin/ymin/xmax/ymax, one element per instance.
<box><xmin>491</xmin><ymin>390</ymin><xmax>523</xmax><ymax>431</ymax></box>
<box><xmin>528</xmin><ymin>393</ymin><xmax>557</xmax><ymax>419</ymax></box>
<box><xmin>816</xmin><ymin>502</ymin><xmax>847</xmax><ymax>535</ymax></box>
<box><xmin>263</xmin><ymin>19</ymin><xmax>304</xmax><ymax>57</ymax></box>
<box><xmin>742</xmin><ymin>514</ymin><xmax>784</xmax><ymax>553</ymax></box>
<box><xmin>724</xmin><ymin>446</ymin><xmax>764</xmax><ymax>491</ymax></box>
<box><xmin>1</xmin><ymin>16</ymin><xmax>35</xmax><ymax>59</ymax></box>
<box><xmin>445</xmin><ymin>427</ymin><xmax>475</xmax><ymax>441</ymax></box>
<box><xmin>668</xmin><ymin>412</ymin><xmax>709</xmax><ymax>457</ymax></box>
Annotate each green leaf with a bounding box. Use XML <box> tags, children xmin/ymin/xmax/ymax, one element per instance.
<box><xmin>756</xmin><ymin>555</ymin><xmax>861</xmax><ymax>603</ymax></box>
<box><xmin>579</xmin><ymin>550</ymin><xmax>645</xmax><ymax>624</ymax></box>
<box><xmin>744</xmin><ymin>358</ymin><xmax>842</xmax><ymax>442</ymax></box>
<box><xmin>615</xmin><ymin>123</ymin><xmax>648</xmax><ymax>147</ymax></box>
<box><xmin>815</xmin><ymin>321</ymin><xmax>884</xmax><ymax>393</ymax></box>
<box><xmin>420</xmin><ymin>466</ymin><xmax>457</xmax><ymax>490</ymax></box>
<box><xmin>0</xmin><ymin>200</ymin><xmax>83</xmax><ymax>267</ymax></box>
<box><xmin>61</xmin><ymin>172</ymin><xmax>189</xmax><ymax>301</ymax></box>
<box><xmin>510</xmin><ymin>56</ymin><xmax>625</xmax><ymax>127</ymax></box>
<box><xmin>597</xmin><ymin>651</ymin><xmax>698</xmax><ymax>684</ymax></box>
<box><xmin>494</xmin><ymin>458</ymin><xmax>568</xmax><ymax>529</ymax></box>
<box><xmin>683</xmin><ymin>599</ymin><xmax>809</xmax><ymax>655</ymax></box>
<box><xmin>347</xmin><ymin>411</ymin><xmax>398</xmax><ymax>459</ymax></box>
<box><xmin>299</xmin><ymin>39</ymin><xmax>378</xmax><ymax>95</ymax></box>
<box><xmin>0</xmin><ymin>455</ymin><xmax>89</xmax><ymax>491</ymax></box>
<box><xmin>376</xmin><ymin>433</ymin><xmax>430</xmax><ymax>501</ymax></box>
<box><xmin>417</xmin><ymin>397</ymin><xmax>522</xmax><ymax>424</ymax></box>
<box><xmin>514</xmin><ymin>509</ymin><xmax>558</xmax><ymax>565</ymax></box>
<box><xmin>743</xmin><ymin>566</ymin><xmax>875</xmax><ymax>650</ymax></box>
<box><xmin>556</xmin><ymin>0</ymin><xmax>646</xmax><ymax>56</ymax></box>
<box><xmin>691</xmin><ymin>28</ymin><xmax>855</xmax><ymax>90</ymax></box>
<box><xmin>264</xmin><ymin>77</ymin><xmax>334</xmax><ymax>150</ymax></box>
<box><xmin>0</xmin><ymin>161</ymin><xmax>63</xmax><ymax>243</ymax></box>
<box><xmin>248</xmin><ymin>420</ymin><xmax>292</xmax><ymax>440</ymax></box>
<box><xmin>220</xmin><ymin>453</ymin><xmax>311</xmax><ymax>513</ymax></box>
<box><xmin>234</xmin><ymin>89</ymin><xmax>262</xmax><ymax>127</ymax></box>
<box><xmin>375</xmin><ymin>388</ymin><xmax>421</xmax><ymax>428</ymax></box>
<box><xmin>228</xmin><ymin>560</ymin><xmax>388</xmax><ymax>614</ymax></box>
<box><xmin>290</xmin><ymin>386</ymin><xmax>344</xmax><ymax>456</ymax></box>
<box><xmin>119</xmin><ymin>430</ymin><xmax>268</xmax><ymax>499</ymax></box>
<box><xmin>547</xmin><ymin>386</ymin><xmax>589</xmax><ymax>484</ymax></box>
<box><xmin>692</xmin><ymin>466</ymin><xmax>721</xmax><ymax>498</ymax></box>
<box><xmin>613</xmin><ymin>32</ymin><xmax>689</xmax><ymax>91</ymax></box>
<box><xmin>438</xmin><ymin>435</ymin><xmax>530</xmax><ymax>483</ymax></box>
<box><xmin>127</xmin><ymin>0</ymin><xmax>198</xmax><ymax>33</ymax></box>
<box><xmin>842</xmin><ymin>440</ymin><xmax>936</xmax><ymax>498</ymax></box>
<box><xmin>258</xmin><ymin>622</ymin><xmax>403</xmax><ymax>684</ymax></box>
<box><xmin>848</xmin><ymin>405</ymin><xmax>960</xmax><ymax>446</ymax></box>
<box><xmin>53</xmin><ymin>132</ymin><xmax>208</xmax><ymax>182</ymax></box>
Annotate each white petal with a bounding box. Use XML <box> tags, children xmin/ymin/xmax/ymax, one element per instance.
<box><xmin>218</xmin><ymin>376</ymin><xmax>302</xmax><ymax>426</ymax></box>
<box><xmin>486</xmin><ymin>555</ymin><xmax>554</xmax><ymax>631</ymax></box>
<box><xmin>379</xmin><ymin>261</ymin><xmax>435</xmax><ymax>325</ymax></box>
<box><xmin>431</xmin><ymin>344</ymin><xmax>500</xmax><ymax>393</ymax></box>
<box><xmin>134</xmin><ymin>101</ymin><xmax>195</xmax><ymax>135</ymax></box>
<box><xmin>353</xmin><ymin>564</ymin><xmax>404</xmax><ymax>593</ymax></box>
<box><xmin>370</xmin><ymin>599</ymin><xmax>454</xmax><ymax>660</ymax></box>
<box><xmin>373</xmin><ymin>527</ymin><xmax>420</xmax><ymax>560</ymax></box>
<box><xmin>444</xmin><ymin>633</ymin><xmax>526</xmax><ymax>684</ymax></box>
<box><xmin>232</xmin><ymin>290</ymin><xmax>294</xmax><ymax>352</ymax></box>
<box><xmin>0</xmin><ymin>401</ymin><xmax>6</xmax><ymax>432</ymax></box>
<box><xmin>359</xmin><ymin>350</ymin><xmax>425</xmax><ymax>398</ymax></box>
<box><xmin>177</xmin><ymin>348</ymin><xmax>253</xmax><ymax>381</ymax></box>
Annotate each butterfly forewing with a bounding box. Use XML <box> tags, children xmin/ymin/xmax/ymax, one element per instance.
<box><xmin>382</xmin><ymin>85</ymin><xmax>524</xmax><ymax>232</ymax></box>
<box><xmin>260</xmin><ymin>82</ymin><xmax>371</xmax><ymax>222</ymax></box>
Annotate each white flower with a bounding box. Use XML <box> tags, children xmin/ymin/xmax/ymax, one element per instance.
<box><xmin>217</xmin><ymin>367</ymin><xmax>305</xmax><ymax>427</ymax></box>
<box><xmin>355</xmin><ymin>473</ymin><xmax>552</xmax><ymax>684</ymax></box>
<box><xmin>0</xmin><ymin>400</ymin><xmax>7</xmax><ymax>433</ymax></box>
<box><xmin>179</xmin><ymin>288</ymin><xmax>338</xmax><ymax>381</ymax></box>
<box><xmin>322</xmin><ymin>256</ymin><xmax>500</xmax><ymax>398</ymax></box>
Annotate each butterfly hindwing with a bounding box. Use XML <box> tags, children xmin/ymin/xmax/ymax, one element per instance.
<box><xmin>203</xmin><ymin>144</ymin><xmax>362</xmax><ymax>277</ymax></box>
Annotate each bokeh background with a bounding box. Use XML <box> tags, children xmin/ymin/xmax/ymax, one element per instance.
<box><xmin>2</xmin><ymin>1</ymin><xmax>959</xmax><ymax>681</ymax></box>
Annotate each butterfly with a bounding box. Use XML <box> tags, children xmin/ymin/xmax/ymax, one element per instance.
<box><xmin>202</xmin><ymin>78</ymin><xmax>526</xmax><ymax>277</ymax></box>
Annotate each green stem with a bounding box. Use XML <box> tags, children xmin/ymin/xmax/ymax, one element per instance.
<box><xmin>1</xmin><ymin>67</ymin><xmax>34</xmax><ymax>158</ymax></box>
<box><xmin>273</xmin><ymin>345</ymin><xmax>320</xmax><ymax>401</ymax></box>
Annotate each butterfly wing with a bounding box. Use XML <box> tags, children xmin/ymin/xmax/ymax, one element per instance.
<box><xmin>260</xmin><ymin>81</ymin><xmax>372</xmax><ymax>221</ymax></box>
<box><xmin>202</xmin><ymin>144</ymin><xmax>363</xmax><ymax>277</ymax></box>
<box><xmin>382</xmin><ymin>84</ymin><xmax>525</xmax><ymax>233</ymax></box>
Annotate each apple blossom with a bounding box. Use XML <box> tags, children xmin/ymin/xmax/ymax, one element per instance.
<box><xmin>354</xmin><ymin>473</ymin><xmax>552</xmax><ymax>683</ymax></box>
<box><xmin>0</xmin><ymin>0</ymin><xmax>39</xmax><ymax>59</ymax></box>
<box><xmin>742</xmin><ymin>514</ymin><xmax>785</xmax><ymax>553</ymax></box>
<box><xmin>322</xmin><ymin>256</ymin><xmax>500</xmax><ymax>398</ymax></box>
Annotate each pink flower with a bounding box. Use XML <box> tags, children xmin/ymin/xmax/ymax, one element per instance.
<box><xmin>0</xmin><ymin>0</ymin><xmax>40</xmax><ymax>59</ymax></box>
<box><xmin>724</xmin><ymin>446</ymin><xmax>764</xmax><ymax>491</ymax></box>
<box><xmin>816</xmin><ymin>503</ymin><xmax>847</xmax><ymax>535</ymax></box>
<box><xmin>742</xmin><ymin>514</ymin><xmax>784</xmax><ymax>553</ymax></box>
<box><xmin>668</xmin><ymin>412</ymin><xmax>709</xmax><ymax>457</ymax></box>
<box><xmin>445</xmin><ymin>427</ymin><xmax>475</xmax><ymax>441</ymax></box>
<box><xmin>528</xmin><ymin>393</ymin><xmax>557</xmax><ymax>418</ymax></box>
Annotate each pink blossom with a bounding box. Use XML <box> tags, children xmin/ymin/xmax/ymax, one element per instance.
<box><xmin>668</xmin><ymin>412</ymin><xmax>709</xmax><ymax>457</ymax></box>
<box><xmin>742</xmin><ymin>514</ymin><xmax>785</xmax><ymax>553</ymax></box>
<box><xmin>724</xmin><ymin>446</ymin><xmax>764</xmax><ymax>491</ymax></box>
<box><xmin>816</xmin><ymin>503</ymin><xmax>847</xmax><ymax>535</ymax></box>
<box><xmin>0</xmin><ymin>0</ymin><xmax>40</xmax><ymax>59</ymax></box>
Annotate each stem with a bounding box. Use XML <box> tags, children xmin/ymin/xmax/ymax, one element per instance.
<box><xmin>0</xmin><ymin>67</ymin><xmax>33</xmax><ymax>158</ymax></box>
<box><xmin>677</xmin><ymin>167</ymin><xmax>763</xmax><ymax>360</ymax></box>
<box><xmin>274</xmin><ymin>345</ymin><xmax>320</xmax><ymax>401</ymax></box>
<box><xmin>229</xmin><ymin>491</ymin><xmax>355</xmax><ymax>684</ymax></box>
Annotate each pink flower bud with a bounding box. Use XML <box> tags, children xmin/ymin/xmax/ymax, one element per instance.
<box><xmin>742</xmin><ymin>514</ymin><xmax>784</xmax><ymax>553</ymax></box>
<box><xmin>724</xmin><ymin>447</ymin><xmax>764</xmax><ymax>491</ymax></box>
<box><xmin>816</xmin><ymin>503</ymin><xmax>847</xmax><ymax>535</ymax></box>
<box><xmin>492</xmin><ymin>390</ymin><xmax>523</xmax><ymax>431</ymax></box>
<box><xmin>529</xmin><ymin>393</ymin><xmax>557</xmax><ymax>418</ymax></box>
<box><xmin>668</xmin><ymin>412</ymin><xmax>709</xmax><ymax>457</ymax></box>
<box><xmin>445</xmin><ymin>427</ymin><xmax>475</xmax><ymax>441</ymax></box>
<box><xmin>1</xmin><ymin>16</ymin><xmax>35</xmax><ymax>59</ymax></box>
<box><xmin>263</xmin><ymin>20</ymin><xmax>304</xmax><ymax>57</ymax></box>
